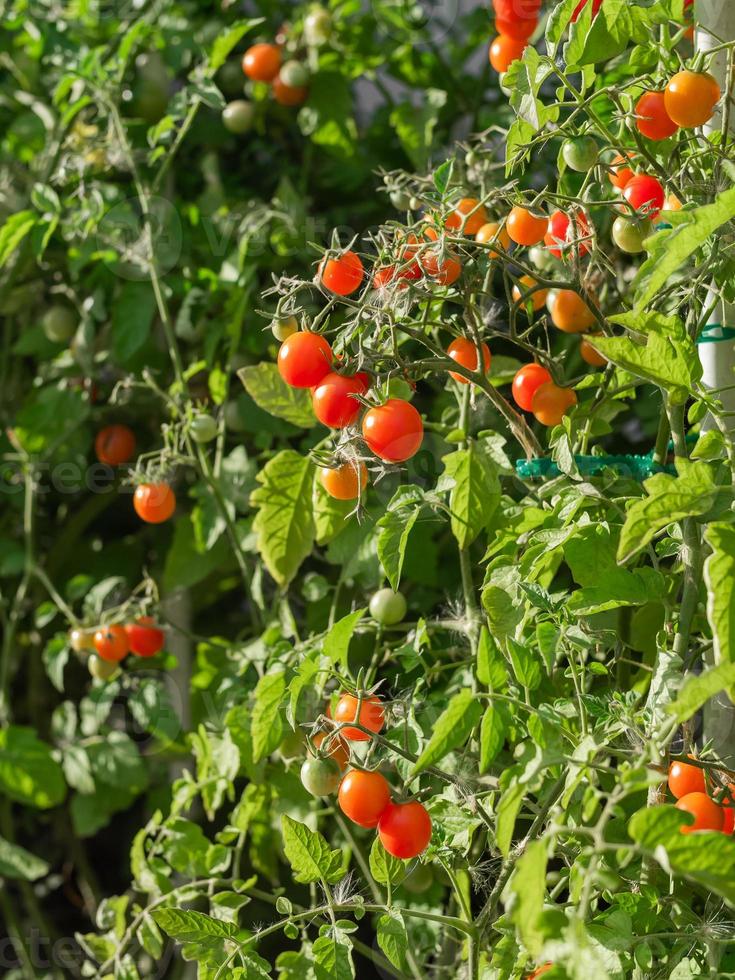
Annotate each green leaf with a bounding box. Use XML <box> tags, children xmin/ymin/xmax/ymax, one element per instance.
<box><xmin>441</xmin><ymin>446</ymin><xmax>500</xmax><ymax>549</ymax></box>
<box><xmin>571</xmin><ymin>0</ymin><xmax>674</xmax><ymax>65</ymax></box>
<box><xmin>433</xmin><ymin>159</ymin><xmax>454</xmax><ymax>197</ymax></box>
<box><xmin>618</xmin><ymin>459</ymin><xmax>726</xmax><ymax>563</ymax></box>
<box><xmin>506</xmin><ymin>838</ymin><xmax>548</xmax><ymax>957</ymax></box>
<box><xmin>506</xmin><ymin>637</ymin><xmax>542</xmax><ymax>690</ymax></box>
<box><xmin>411</xmin><ymin>690</ymin><xmax>483</xmax><ymax>776</ymax></box>
<box><xmin>389</xmin><ymin>89</ymin><xmax>447</xmax><ymax>170</ymax></box>
<box><xmin>238</xmin><ymin>363</ymin><xmax>316</xmax><ymax>428</ymax></box>
<box><xmin>705</xmin><ymin>522</ymin><xmax>735</xmax><ymax>665</ymax></box>
<box><xmin>313</xmin><ymin>477</ymin><xmax>353</xmax><ymax>546</ymax></box>
<box><xmin>369</xmin><ymin>837</ymin><xmax>406</xmax><ymax>886</ymax></box>
<box><xmin>377</xmin><ymin>910</ymin><xmax>408</xmax><ymax>971</ymax></box>
<box><xmin>152</xmin><ymin>907</ymin><xmax>238</xmax><ymax>941</ymax></box>
<box><xmin>251</xmin><ymin>671</ymin><xmax>286</xmax><ymax>763</ymax></box>
<box><xmin>281</xmin><ymin>815</ymin><xmax>345</xmax><ymax>884</ymax></box>
<box><xmin>86</xmin><ymin>731</ymin><xmax>148</xmax><ymax>792</ymax></box>
<box><xmin>312</xmin><ymin>930</ymin><xmax>354</xmax><ymax>980</ymax></box>
<box><xmin>505</xmin><ymin>46</ymin><xmax>558</xmax><ymax>133</ymax></box>
<box><xmin>299</xmin><ymin>72</ymin><xmax>357</xmax><ymax>155</ymax></box>
<box><xmin>250</xmin><ymin>450</ymin><xmax>315</xmax><ymax>587</ymax></box>
<box><xmin>0</xmin><ymin>210</ymin><xmax>36</xmax><ymax>268</ymax></box>
<box><xmin>112</xmin><ymin>281</ymin><xmax>156</xmax><ymax>362</ymax></box>
<box><xmin>0</xmin><ymin>835</ymin><xmax>50</xmax><ymax>880</ymax></box>
<box><xmin>590</xmin><ymin>311</ymin><xmax>700</xmax><ymax>404</ymax></box>
<box><xmin>209</xmin><ymin>19</ymin><xmax>263</xmax><ymax>72</ymax></box>
<box><xmin>479</xmin><ymin>704</ymin><xmax>508</xmax><ymax>772</ymax></box>
<box><xmin>0</xmin><ymin>726</ymin><xmax>65</xmax><ymax>809</ymax></box>
<box><xmin>377</xmin><ymin>494</ymin><xmax>420</xmax><ymax>590</ymax></box>
<box><xmin>667</xmin><ymin>662</ymin><xmax>735</xmax><ymax>723</ymax></box>
<box><xmin>629</xmin><ymin>806</ymin><xmax>735</xmax><ymax>907</ymax></box>
<box><xmin>42</xmin><ymin>634</ymin><xmax>70</xmax><ymax>693</ymax></box>
<box><xmin>634</xmin><ymin>187</ymin><xmax>735</xmax><ymax>308</ymax></box>
<box><xmin>476</xmin><ymin>627</ymin><xmax>509</xmax><ymax>691</ymax></box>
<box><xmin>496</xmin><ymin>781</ymin><xmax>525</xmax><ymax>858</ymax></box>
<box><xmin>323</xmin><ymin>608</ymin><xmax>366</xmax><ymax>668</ymax></box>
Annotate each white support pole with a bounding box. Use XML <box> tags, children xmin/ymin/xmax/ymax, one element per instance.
<box><xmin>696</xmin><ymin>1</ymin><xmax>735</xmax><ymax>428</ymax></box>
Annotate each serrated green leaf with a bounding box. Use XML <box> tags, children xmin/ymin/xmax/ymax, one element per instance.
<box><xmin>250</xmin><ymin>451</ymin><xmax>315</xmax><ymax>586</ymax></box>
<box><xmin>323</xmin><ymin>608</ymin><xmax>366</xmax><ymax>667</ymax></box>
<box><xmin>238</xmin><ymin>363</ymin><xmax>316</xmax><ymax>428</ymax></box>
<box><xmin>152</xmin><ymin>907</ymin><xmax>238</xmax><ymax>941</ymax></box>
<box><xmin>377</xmin><ymin>910</ymin><xmax>408</xmax><ymax>971</ymax></box>
<box><xmin>369</xmin><ymin>837</ymin><xmax>406</xmax><ymax>886</ymax></box>
<box><xmin>411</xmin><ymin>690</ymin><xmax>483</xmax><ymax>776</ymax></box>
<box><xmin>506</xmin><ymin>838</ymin><xmax>548</xmax><ymax>957</ymax></box>
<box><xmin>705</xmin><ymin>523</ymin><xmax>735</xmax><ymax>666</ymax></box>
<box><xmin>281</xmin><ymin>815</ymin><xmax>345</xmax><ymax>884</ymax></box>
<box><xmin>251</xmin><ymin>671</ymin><xmax>286</xmax><ymax>763</ymax></box>
<box><xmin>0</xmin><ymin>835</ymin><xmax>49</xmax><ymax>880</ymax></box>
<box><xmin>442</xmin><ymin>446</ymin><xmax>500</xmax><ymax>549</ymax></box>
<box><xmin>0</xmin><ymin>725</ymin><xmax>65</xmax><ymax>809</ymax></box>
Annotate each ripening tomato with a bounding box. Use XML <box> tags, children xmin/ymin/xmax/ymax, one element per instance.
<box><xmin>551</xmin><ymin>290</ymin><xmax>597</xmax><ymax>333</ymax></box>
<box><xmin>69</xmin><ymin>628</ymin><xmax>96</xmax><ymax>653</ymax></box>
<box><xmin>675</xmin><ymin>791</ymin><xmax>725</xmax><ymax>833</ymax></box>
<box><xmin>222</xmin><ymin>100</ymin><xmax>255</xmax><ymax>135</ymax></box>
<box><xmin>476</xmin><ymin>221</ymin><xmax>511</xmax><ymax>257</ymax></box>
<box><xmin>93</xmin><ymin>625</ymin><xmax>129</xmax><ymax>663</ymax></box>
<box><xmin>447</xmin><ymin>337</ymin><xmax>491</xmax><ymax>384</ymax></box>
<box><xmin>635</xmin><ymin>91</ymin><xmax>678</xmax><ymax>141</ymax></box>
<box><xmin>580</xmin><ymin>336</ymin><xmax>607</xmax><ymax>367</ymax></box>
<box><xmin>312</xmin><ymin>372</ymin><xmax>369</xmax><ymax>428</ymax></box>
<box><xmin>319</xmin><ymin>250</ymin><xmax>364</xmax><ymax>295</ymax></box>
<box><xmin>277</xmin><ymin>331</ymin><xmax>333</xmax><ymax>388</ymax></box>
<box><xmin>512</xmin><ymin>364</ymin><xmax>552</xmax><ymax>411</ymax></box>
<box><xmin>421</xmin><ymin>250</ymin><xmax>462</xmax><ymax>285</ymax></box>
<box><xmin>88</xmin><ymin>654</ymin><xmax>119</xmax><ymax>681</ymax></box>
<box><xmin>495</xmin><ymin>14</ymin><xmax>538</xmax><ymax>40</ymax></box>
<box><xmin>623</xmin><ymin>174</ymin><xmax>665</xmax><ymax>218</ymax></box>
<box><xmin>124</xmin><ymin>617</ymin><xmax>165</xmax><ymax>657</ymax></box>
<box><xmin>338</xmin><ymin>769</ymin><xmax>392</xmax><ymax>827</ymax></box>
<box><xmin>668</xmin><ymin>758</ymin><xmax>706</xmax><ymax>799</ymax></box>
<box><xmin>242</xmin><ymin>43</ymin><xmax>281</xmax><ymax>82</ymax></box>
<box><xmin>507</xmin><ymin>206</ymin><xmax>548</xmax><ymax>246</ymax></box>
<box><xmin>372</xmin><ymin>262</ymin><xmax>421</xmax><ymax>289</ymax></box>
<box><xmin>722</xmin><ymin>805</ymin><xmax>735</xmax><ymax>835</ymax></box>
<box><xmin>301</xmin><ymin>757</ymin><xmax>341</xmax><ymax>797</ymax></box>
<box><xmin>95</xmin><ymin>424</ymin><xmax>136</xmax><ymax>467</ymax></box>
<box><xmin>532</xmin><ymin>382</ymin><xmax>577</xmax><ymax>426</ymax></box>
<box><xmin>445</xmin><ymin>198</ymin><xmax>488</xmax><ymax>236</ymax></box>
<box><xmin>311</xmin><ymin>731</ymin><xmax>350</xmax><ymax>771</ymax></box>
<box><xmin>612</xmin><ymin>216</ymin><xmax>651</xmax><ymax>254</ymax></box>
<box><xmin>513</xmin><ymin>275</ymin><xmax>548</xmax><ymax>312</ymax></box>
<box><xmin>608</xmin><ymin>152</ymin><xmax>636</xmax><ymax>189</ymax></box>
<box><xmin>378</xmin><ymin>801</ymin><xmax>433</xmax><ymax>859</ymax></box>
<box><xmin>133</xmin><ymin>482</ymin><xmax>176</xmax><ymax>523</ymax></box>
<box><xmin>489</xmin><ymin>35</ymin><xmax>527</xmax><ymax>73</ymax></box>
<box><xmin>362</xmin><ymin>398</ymin><xmax>423</xmax><ymax>462</ymax></box>
<box><xmin>320</xmin><ymin>460</ymin><xmax>368</xmax><ymax>500</ymax></box>
<box><xmin>272</xmin><ymin>75</ymin><xmax>308</xmax><ymax>106</ymax></box>
<box><xmin>334</xmin><ymin>693</ymin><xmax>385</xmax><ymax>741</ymax></box>
<box><xmin>272</xmin><ymin>315</ymin><xmax>298</xmax><ymax>341</ymax></box>
<box><xmin>571</xmin><ymin>0</ymin><xmax>603</xmax><ymax>20</ymax></box>
<box><xmin>665</xmin><ymin>70</ymin><xmax>721</xmax><ymax>128</ymax></box>
<box><xmin>544</xmin><ymin>209</ymin><xmax>592</xmax><ymax>259</ymax></box>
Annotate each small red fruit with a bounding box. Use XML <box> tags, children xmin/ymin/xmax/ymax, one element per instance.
<box><xmin>512</xmin><ymin>364</ymin><xmax>552</xmax><ymax>411</ymax></box>
<box><xmin>319</xmin><ymin>250</ymin><xmax>364</xmax><ymax>296</ymax></box>
<box><xmin>378</xmin><ymin>801</ymin><xmax>433</xmax><ymax>859</ymax></box>
<box><xmin>95</xmin><ymin>425</ymin><xmax>136</xmax><ymax>467</ymax></box>
<box><xmin>277</xmin><ymin>332</ymin><xmax>333</xmax><ymax>388</ymax></box>
<box><xmin>447</xmin><ymin>337</ymin><xmax>491</xmax><ymax>384</ymax></box>
<box><xmin>675</xmin><ymin>791</ymin><xmax>725</xmax><ymax>834</ymax></box>
<box><xmin>242</xmin><ymin>43</ymin><xmax>281</xmax><ymax>82</ymax></box>
<box><xmin>133</xmin><ymin>483</ymin><xmax>176</xmax><ymax>524</ymax></box>
<box><xmin>312</xmin><ymin>372</ymin><xmax>369</xmax><ymax>428</ymax></box>
<box><xmin>623</xmin><ymin>173</ymin><xmax>665</xmax><ymax>219</ymax></box>
<box><xmin>362</xmin><ymin>399</ymin><xmax>424</xmax><ymax>463</ymax></box>
<box><xmin>333</xmin><ymin>693</ymin><xmax>385</xmax><ymax>741</ymax></box>
<box><xmin>93</xmin><ymin>625</ymin><xmax>129</xmax><ymax>663</ymax></box>
<box><xmin>124</xmin><ymin>617</ymin><xmax>165</xmax><ymax>657</ymax></box>
<box><xmin>338</xmin><ymin>769</ymin><xmax>392</xmax><ymax>828</ymax></box>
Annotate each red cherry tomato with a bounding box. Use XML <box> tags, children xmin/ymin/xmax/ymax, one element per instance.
<box><xmin>635</xmin><ymin>91</ymin><xmax>678</xmax><ymax>141</ymax></box>
<box><xmin>333</xmin><ymin>693</ymin><xmax>385</xmax><ymax>741</ymax></box>
<box><xmin>495</xmin><ymin>15</ymin><xmax>538</xmax><ymax>40</ymax></box>
<box><xmin>668</xmin><ymin>758</ymin><xmax>706</xmax><ymax>799</ymax></box>
<box><xmin>544</xmin><ymin>209</ymin><xmax>592</xmax><ymax>259</ymax></box>
<box><xmin>362</xmin><ymin>399</ymin><xmax>424</xmax><ymax>463</ymax></box>
<box><xmin>512</xmin><ymin>364</ymin><xmax>552</xmax><ymax>411</ymax></box>
<box><xmin>675</xmin><ymin>791</ymin><xmax>725</xmax><ymax>833</ymax></box>
<box><xmin>532</xmin><ymin>382</ymin><xmax>577</xmax><ymax>426</ymax></box>
<box><xmin>272</xmin><ymin>76</ymin><xmax>308</xmax><ymax>106</ymax></box>
<box><xmin>421</xmin><ymin>250</ymin><xmax>462</xmax><ymax>285</ymax></box>
<box><xmin>124</xmin><ymin>617</ymin><xmax>165</xmax><ymax>657</ymax></box>
<box><xmin>242</xmin><ymin>43</ymin><xmax>281</xmax><ymax>82</ymax></box>
<box><xmin>133</xmin><ymin>483</ymin><xmax>176</xmax><ymax>524</ymax></box>
<box><xmin>93</xmin><ymin>625</ymin><xmax>129</xmax><ymax>663</ymax></box>
<box><xmin>319</xmin><ymin>250</ymin><xmax>364</xmax><ymax>296</ymax></box>
<box><xmin>378</xmin><ymin>800</ymin><xmax>433</xmax><ymax>859</ymax></box>
<box><xmin>338</xmin><ymin>769</ymin><xmax>392</xmax><ymax>828</ymax></box>
<box><xmin>507</xmin><ymin>206</ymin><xmax>548</xmax><ymax>246</ymax></box>
<box><xmin>623</xmin><ymin>174</ymin><xmax>665</xmax><ymax>219</ymax></box>
<box><xmin>489</xmin><ymin>34</ymin><xmax>527</xmax><ymax>73</ymax></box>
<box><xmin>95</xmin><ymin>424</ymin><xmax>136</xmax><ymax>466</ymax></box>
<box><xmin>277</xmin><ymin>332</ymin><xmax>333</xmax><ymax>388</ymax></box>
<box><xmin>493</xmin><ymin>0</ymin><xmax>541</xmax><ymax>17</ymax></box>
<box><xmin>319</xmin><ymin>461</ymin><xmax>368</xmax><ymax>500</ymax></box>
<box><xmin>721</xmin><ymin>788</ymin><xmax>735</xmax><ymax>835</ymax></box>
<box><xmin>312</xmin><ymin>372</ymin><xmax>368</xmax><ymax>428</ymax></box>
<box><xmin>447</xmin><ymin>337</ymin><xmax>491</xmax><ymax>384</ymax></box>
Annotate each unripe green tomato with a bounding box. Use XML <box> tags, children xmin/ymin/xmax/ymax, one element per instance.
<box><xmin>279</xmin><ymin>60</ymin><xmax>310</xmax><ymax>88</ymax></box>
<box><xmin>217</xmin><ymin>61</ymin><xmax>244</xmax><ymax>97</ymax></box>
<box><xmin>369</xmin><ymin>588</ymin><xmax>407</xmax><ymax>626</ymax></box>
<box><xmin>402</xmin><ymin>863</ymin><xmax>433</xmax><ymax>894</ymax></box>
<box><xmin>222</xmin><ymin>100</ymin><xmax>255</xmax><ymax>135</ymax></box>
<box><xmin>304</xmin><ymin>6</ymin><xmax>332</xmax><ymax>45</ymax></box>
<box><xmin>387</xmin><ymin>377</ymin><xmax>415</xmax><ymax>401</ymax></box>
<box><xmin>390</xmin><ymin>189</ymin><xmax>412</xmax><ymax>211</ymax></box>
<box><xmin>272</xmin><ymin>315</ymin><xmax>298</xmax><ymax>341</ymax></box>
<box><xmin>612</xmin><ymin>216</ymin><xmax>650</xmax><ymax>254</ymax></box>
<box><xmin>528</xmin><ymin>245</ymin><xmax>553</xmax><ymax>270</ymax></box>
<box><xmin>224</xmin><ymin>399</ymin><xmax>248</xmax><ymax>433</ymax></box>
<box><xmin>408</xmin><ymin>196</ymin><xmax>421</xmax><ymax>211</ymax></box>
<box><xmin>300</xmin><ymin>757</ymin><xmax>341</xmax><ymax>797</ymax></box>
<box><xmin>132</xmin><ymin>56</ymin><xmax>170</xmax><ymax>124</ymax></box>
<box><xmin>562</xmin><ymin>136</ymin><xmax>599</xmax><ymax>172</ymax></box>
<box><xmin>88</xmin><ymin>654</ymin><xmax>119</xmax><ymax>681</ymax></box>
<box><xmin>190</xmin><ymin>414</ymin><xmax>218</xmax><ymax>443</ymax></box>
<box><xmin>69</xmin><ymin>628</ymin><xmax>96</xmax><ymax>654</ymax></box>
<box><xmin>42</xmin><ymin>305</ymin><xmax>77</xmax><ymax>343</ymax></box>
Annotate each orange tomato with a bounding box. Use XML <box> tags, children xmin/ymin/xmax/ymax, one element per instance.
<box><xmin>447</xmin><ymin>337</ymin><xmax>491</xmax><ymax>383</ymax></box>
<box><xmin>513</xmin><ymin>275</ymin><xmax>548</xmax><ymax>311</ymax></box>
<box><xmin>532</xmin><ymin>382</ymin><xmax>577</xmax><ymax>426</ymax></box>
<box><xmin>550</xmin><ymin>289</ymin><xmax>597</xmax><ymax>333</ymax></box>
<box><xmin>319</xmin><ymin>461</ymin><xmax>368</xmax><ymax>500</ymax></box>
<box><xmin>445</xmin><ymin>198</ymin><xmax>488</xmax><ymax>236</ymax></box>
<box><xmin>664</xmin><ymin>70</ymin><xmax>721</xmax><ymax>128</ymax></box>
<box><xmin>489</xmin><ymin>34</ymin><xmax>527</xmax><ymax>73</ymax></box>
<box><xmin>507</xmin><ymin>206</ymin><xmax>548</xmax><ymax>246</ymax></box>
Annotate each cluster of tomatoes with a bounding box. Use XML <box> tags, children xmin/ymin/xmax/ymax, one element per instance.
<box><xmin>242</xmin><ymin>41</ymin><xmax>309</xmax><ymax>107</ymax></box>
<box><xmin>668</xmin><ymin>757</ymin><xmax>735</xmax><ymax>835</ymax></box>
<box><xmin>489</xmin><ymin>0</ymin><xmax>542</xmax><ymax>74</ymax></box>
<box><xmin>300</xmin><ymin>693</ymin><xmax>432</xmax><ymax>861</ymax></box>
<box><xmin>69</xmin><ymin>617</ymin><xmax>165</xmax><ymax>680</ymax></box>
<box><xmin>94</xmin><ymin>423</ymin><xmax>177</xmax><ymax>524</ymax></box>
